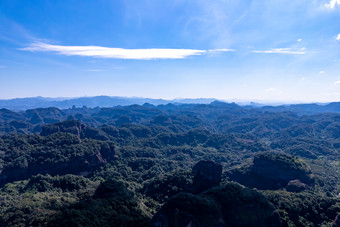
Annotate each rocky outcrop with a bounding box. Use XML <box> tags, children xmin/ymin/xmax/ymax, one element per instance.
<box><xmin>151</xmin><ymin>183</ymin><xmax>281</xmax><ymax>227</ymax></box>
<box><xmin>25</xmin><ymin>107</ymin><xmax>65</xmax><ymax>120</ymax></box>
<box><xmin>41</xmin><ymin>120</ymin><xmax>109</xmax><ymax>140</ymax></box>
<box><xmin>286</xmin><ymin>179</ymin><xmax>310</xmax><ymax>192</ymax></box>
<box><xmin>252</xmin><ymin>152</ymin><xmax>312</xmax><ymax>184</ymax></box>
<box><xmin>192</xmin><ymin>160</ymin><xmax>222</xmax><ymax>193</ymax></box>
<box><xmin>41</xmin><ymin>120</ymin><xmax>85</xmax><ymax>137</ymax></box>
<box><xmin>142</xmin><ymin>160</ymin><xmax>221</xmax><ymax>204</ymax></box>
<box><xmin>226</xmin><ymin>152</ymin><xmax>313</xmax><ymax>190</ymax></box>
<box><xmin>333</xmin><ymin>214</ymin><xmax>340</xmax><ymax>227</ymax></box>
<box><xmin>0</xmin><ymin>135</ymin><xmax>117</xmax><ymax>186</ymax></box>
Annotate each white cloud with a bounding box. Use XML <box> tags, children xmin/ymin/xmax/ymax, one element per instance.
<box><xmin>265</xmin><ymin>88</ymin><xmax>276</xmax><ymax>93</ymax></box>
<box><xmin>297</xmin><ymin>39</ymin><xmax>302</xmax><ymax>42</ymax></box>
<box><xmin>320</xmin><ymin>71</ymin><xmax>325</xmax><ymax>74</ymax></box>
<box><xmin>325</xmin><ymin>0</ymin><xmax>340</xmax><ymax>9</ymax></box>
<box><xmin>334</xmin><ymin>81</ymin><xmax>340</xmax><ymax>85</ymax></box>
<box><xmin>336</xmin><ymin>34</ymin><xmax>340</xmax><ymax>40</ymax></box>
<box><xmin>252</xmin><ymin>48</ymin><xmax>305</xmax><ymax>55</ymax></box>
<box><xmin>301</xmin><ymin>77</ymin><xmax>306</xmax><ymax>81</ymax></box>
<box><xmin>21</xmin><ymin>42</ymin><xmax>234</xmax><ymax>60</ymax></box>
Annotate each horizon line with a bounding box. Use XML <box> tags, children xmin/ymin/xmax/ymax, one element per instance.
<box><xmin>0</xmin><ymin>95</ymin><xmax>336</xmax><ymax>105</ymax></box>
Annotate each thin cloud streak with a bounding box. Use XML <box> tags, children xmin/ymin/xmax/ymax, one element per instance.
<box><xmin>336</xmin><ymin>34</ymin><xmax>340</xmax><ymax>40</ymax></box>
<box><xmin>21</xmin><ymin>42</ymin><xmax>233</xmax><ymax>60</ymax></box>
<box><xmin>208</xmin><ymin>48</ymin><xmax>235</xmax><ymax>52</ymax></box>
<box><xmin>252</xmin><ymin>48</ymin><xmax>306</xmax><ymax>55</ymax></box>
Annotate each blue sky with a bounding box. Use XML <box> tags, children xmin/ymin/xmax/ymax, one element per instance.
<box><xmin>1</xmin><ymin>0</ymin><xmax>340</xmax><ymax>103</ymax></box>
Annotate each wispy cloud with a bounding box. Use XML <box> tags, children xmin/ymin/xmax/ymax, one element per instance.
<box><xmin>336</xmin><ymin>34</ymin><xmax>340</xmax><ymax>40</ymax></box>
<box><xmin>208</xmin><ymin>48</ymin><xmax>235</xmax><ymax>52</ymax></box>
<box><xmin>334</xmin><ymin>81</ymin><xmax>340</xmax><ymax>85</ymax></box>
<box><xmin>86</xmin><ymin>69</ymin><xmax>107</xmax><ymax>72</ymax></box>
<box><xmin>20</xmin><ymin>42</ymin><xmax>233</xmax><ymax>60</ymax></box>
<box><xmin>265</xmin><ymin>88</ymin><xmax>276</xmax><ymax>93</ymax></box>
<box><xmin>252</xmin><ymin>48</ymin><xmax>306</xmax><ymax>55</ymax></box>
<box><xmin>325</xmin><ymin>0</ymin><xmax>340</xmax><ymax>9</ymax></box>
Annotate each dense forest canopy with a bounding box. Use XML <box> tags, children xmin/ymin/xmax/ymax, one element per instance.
<box><xmin>0</xmin><ymin>101</ymin><xmax>339</xmax><ymax>226</ymax></box>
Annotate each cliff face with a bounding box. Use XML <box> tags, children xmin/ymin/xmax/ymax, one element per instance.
<box><xmin>252</xmin><ymin>152</ymin><xmax>312</xmax><ymax>184</ymax></box>
<box><xmin>286</xmin><ymin>179</ymin><xmax>310</xmax><ymax>192</ymax></box>
<box><xmin>0</xmin><ymin>133</ymin><xmax>117</xmax><ymax>186</ymax></box>
<box><xmin>192</xmin><ymin>160</ymin><xmax>222</xmax><ymax>193</ymax></box>
<box><xmin>334</xmin><ymin>214</ymin><xmax>340</xmax><ymax>227</ymax></box>
<box><xmin>40</xmin><ymin>120</ymin><xmax>109</xmax><ymax>141</ymax></box>
<box><xmin>151</xmin><ymin>160</ymin><xmax>281</xmax><ymax>227</ymax></box>
<box><xmin>226</xmin><ymin>152</ymin><xmax>313</xmax><ymax>190</ymax></box>
<box><xmin>40</xmin><ymin>120</ymin><xmax>84</xmax><ymax>137</ymax></box>
<box><xmin>151</xmin><ymin>183</ymin><xmax>281</xmax><ymax>227</ymax></box>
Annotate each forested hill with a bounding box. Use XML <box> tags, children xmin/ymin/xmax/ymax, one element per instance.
<box><xmin>1</xmin><ymin>101</ymin><xmax>340</xmax><ymax>140</ymax></box>
<box><xmin>0</xmin><ymin>101</ymin><xmax>339</xmax><ymax>226</ymax></box>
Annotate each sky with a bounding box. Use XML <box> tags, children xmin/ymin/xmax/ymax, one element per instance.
<box><xmin>1</xmin><ymin>0</ymin><xmax>340</xmax><ymax>103</ymax></box>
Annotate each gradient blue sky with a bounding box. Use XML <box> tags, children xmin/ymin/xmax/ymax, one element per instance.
<box><xmin>1</xmin><ymin>0</ymin><xmax>340</xmax><ymax>103</ymax></box>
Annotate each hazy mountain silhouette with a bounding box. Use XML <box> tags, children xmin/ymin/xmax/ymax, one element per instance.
<box><xmin>0</xmin><ymin>96</ymin><xmax>217</xmax><ymax>110</ymax></box>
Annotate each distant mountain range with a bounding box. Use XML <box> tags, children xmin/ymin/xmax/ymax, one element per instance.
<box><xmin>0</xmin><ymin>96</ymin><xmax>339</xmax><ymax>115</ymax></box>
<box><xmin>0</xmin><ymin>96</ymin><xmax>217</xmax><ymax>110</ymax></box>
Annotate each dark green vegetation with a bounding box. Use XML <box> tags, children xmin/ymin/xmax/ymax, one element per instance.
<box><xmin>152</xmin><ymin>182</ymin><xmax>282</xmax><ymax>227</ymax></box>
<box><xmin>0</xmin><ymin>101</ymin><xmax>339</xmax><ymax>226</ymax></box>
<box><xmin>226</xmin><ymin>152</ymin><xmax>314</xmax><ymax>190</ymax></box>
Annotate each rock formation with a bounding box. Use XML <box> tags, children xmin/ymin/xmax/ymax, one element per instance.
<box><xmin>41</xmin><ymin>120</ymin><xmax>109</xmax><ymax>140</ymax></box>
<box><xmin>0</xmin><ymin>134</ymin><xmax>117</xmax><ymax>186</ymax></box>
<box><xmin>333</xmin><ymin>214</ymin><xmax>340</xmax><ymax>227</ymax></box>
<box><xmin>286</xmin><ymin>179</ymin><xmax>310</xmax><ymax>192</ymax></box>
<box><xmin>151</xmin><ymin>183</ymin><xmax>281</xmax><ymax>227</ymax></box>
<box><xmin>226</xmin><ymin>152</ymin><xmax>313</xmax><ymax>190</ymax></box>
<box><xmin>192</xmin><ymin>160</ymin><xmax>222</xmax><ymax>193</ymax></box>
